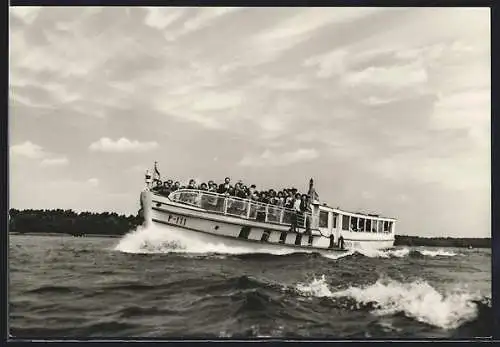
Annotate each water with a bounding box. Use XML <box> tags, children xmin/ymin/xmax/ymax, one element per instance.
<box><xmin>9</xmin><ymin>225</ymin><xmax>492</xmax><ymax>339</ymax></box>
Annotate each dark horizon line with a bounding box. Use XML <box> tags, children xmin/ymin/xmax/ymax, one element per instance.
<box><xmin>8</xmin><ymin>208</ymin><xmax>491</xmax><ymax>240</ymax></box>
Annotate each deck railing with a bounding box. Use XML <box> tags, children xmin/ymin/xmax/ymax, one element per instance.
<box><xmin>166</xmin><ymin>189</ymin><xmax>311</xmax><ymax>228</ymax></box>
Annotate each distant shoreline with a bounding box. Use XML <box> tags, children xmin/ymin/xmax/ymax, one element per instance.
<box><xmin>9</xmin><ymin>232</ymin><xmax>490</xmax><ymax>248</ymax></box>
<box><xmin>9</xmin><ymin>232</ymin><xmax>122</xmax><ymax>238</ymax></box>
<box><xmin>8</xmin><ymin>208</ymin><xmax>491</xmax><ymax>248</ymax></box>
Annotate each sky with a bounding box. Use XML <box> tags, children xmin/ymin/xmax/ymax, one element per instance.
<box><xmin>9</xmin><ymin>7</ymin><xmax>490</xmax><ymax>238</ymax></box>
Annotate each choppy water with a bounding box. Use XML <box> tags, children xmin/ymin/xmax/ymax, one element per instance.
<box><xmin>9</xmin><ymin>225</ymin><xmax>492</xmax><ymax>339</ymax></box>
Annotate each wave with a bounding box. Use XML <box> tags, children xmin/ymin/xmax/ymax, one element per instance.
<box><xmin>417</xmin><ymin>249</ymin><xmax>458</xmax><ymax>257</ymax></box>
<box><xmin>115</xmin><ymin>224</ymin><xmax>461</xmax><ymax>262</ymax></box>
<box><xmin>114</xmin><ymin>224</ymin><xmax>297</xmax><ymax>256</ymax></box>
<box><xmin>295</xmin><ymin>275</ymin><xmax>488</xmax><ymax>330</ymax></box>
<box><xmin>346</xmin><ymin>247</ymin><xmax>459</xmax><ymax>259</ymax></box>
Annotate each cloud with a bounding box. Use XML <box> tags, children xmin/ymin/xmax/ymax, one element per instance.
<box><xmin>304</xmin><ymin>49</ymin><xmax>348</xmax><ymax>78</ymax></box>
<box><xmin>40</xmin><ymin>157</ymin><xmax>69</xmax><ymax>167</ymax></box>
<box><xmin>89</xmin><ymin>137</ymin><xmax>159</xmax><ymax>153</ymax></box>
<box><xmin>144</xmin><ymin>7</ymin><xmax>186</xmax><ymax>30</ymax></box>
<box><xmin>10</xmin><ymin>141</ymin><xmax>71</xmax><ymax>169</ymax></box>
<box><xmin>344</xmin><ymin>62</ymin><xmax>428</xmax><ymax>90</ymax></box>
<box><xmin>191</xmin><ymin>91</ymin><xmax>243</xmax><ymax>111</ymax></box>
<box><xmin>239</xmin><ymin>148</ymin><xmax>319</xmax><ymax>167</ymax></box>
<box><xmin>10</xmin><ymin>141</ymin><xmax>45</xmax><ymax>159</ymax></box>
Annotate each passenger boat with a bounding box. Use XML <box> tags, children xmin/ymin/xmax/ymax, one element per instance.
<box><xmin>139</xmin><ymin>163</ymin><xmax>396</xmax><ymax>253</ymax></box>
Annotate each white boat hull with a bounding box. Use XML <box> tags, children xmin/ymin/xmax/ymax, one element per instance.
<box><xmin>141</xmin><ymin>191</ymin><xmax>394</xmax><ymax>253</ymax></box>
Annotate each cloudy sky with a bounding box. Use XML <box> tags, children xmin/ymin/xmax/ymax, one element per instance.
<box><xmin>9</xmin><ymin>7</ymin><xmax>490</xmax><ymax>237</ymax></box>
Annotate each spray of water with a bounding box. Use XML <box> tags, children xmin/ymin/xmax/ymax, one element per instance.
<box><xmin>296</xmin><ymin>275</ymin><xmax>480</xmax><ymax>330</ymax></box>
<box><xmin>114</xmin><ymin>223</ymin><xmax>297</xmax><ymax>255</ymax></box>
<box><xmin>114</xmin><ymin>223</ymin><xmax>460</xmax><ymax>260</ymax></box>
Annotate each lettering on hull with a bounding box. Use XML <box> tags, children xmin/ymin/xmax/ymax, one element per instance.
<box><xmin>166</xmin><ymin>214</ymin><xmax>187</xmax><ymax>226</ymax></box>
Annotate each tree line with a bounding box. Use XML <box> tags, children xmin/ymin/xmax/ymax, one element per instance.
<box><xmin>394</xmin><ymin>234</ymin><xmax>490</xmax><ymax>248</ymax></box>
<box><xmin>8</xmin><ymin>209</ymin><xmax>491</xmax><ymax>248</ymax></box>
<box><xmin>8</xmin><ymin>208</ymin><xmax>143</xmax><ymax>237</ymax></box>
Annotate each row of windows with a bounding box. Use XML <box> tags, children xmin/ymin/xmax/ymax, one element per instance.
<box><xmin>319</xmin><ymin>211</ymin><xmax>392</xmax><ymax>233</ymax></box>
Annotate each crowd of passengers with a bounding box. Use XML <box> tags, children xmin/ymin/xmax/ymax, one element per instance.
<box><xmin>153</xmin><ymin>176</ymin><xmax>313</xmax><ymax>212</ymax></box>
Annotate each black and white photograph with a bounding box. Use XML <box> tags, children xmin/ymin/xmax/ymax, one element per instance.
<box><xmin>8</xmin><ymin>6</ymin><xmax>492</xmax><ymax>339</ymax></box>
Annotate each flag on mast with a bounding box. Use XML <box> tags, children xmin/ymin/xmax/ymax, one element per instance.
<box><xmin>308</xmin><ymin>178</ymin><xmax>319</xmax><ymax>202</ymax></box>
<box><xmin>153</xmin><ymin>161</ymin><xmax>161</xmax><ymax>184</ymax></box>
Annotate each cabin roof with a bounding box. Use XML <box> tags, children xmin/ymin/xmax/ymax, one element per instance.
<box><xmin>319</xmin><ymin>203</ymin><xmax>397</xmax><ymax>221</ymax></box>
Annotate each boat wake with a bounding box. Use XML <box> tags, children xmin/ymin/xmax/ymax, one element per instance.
<box><xmin>114</xmin><ymin>224</ymin><xmax>460</xmax><ymax>260</ymax></box>
<box><xmin>114</xmin><ymin>224</ymin><xmax>297</xmax><ymax>256</ymax></box>
<box><xmin>348</xmin><ymin>247</ymin><xmax>458</xmax><ymax>259</ymax></box>
<box><xmin>295</xmin><ymin>275</ymin><xmax>489</xmax><ymax>330</ymax></box>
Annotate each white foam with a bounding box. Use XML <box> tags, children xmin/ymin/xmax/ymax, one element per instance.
<box><xmin>322</xmin><ymin>250</ymin><xmax>356</xmax><ymax>260</ymax></box>
<box><xmin>295</xmin><ymin>276</ymin><xmax>480</xmax><ymax>330</ymax></box>
<box><xmin>418</xmin><ymin>248</ymin><xmax>458</xmax><ymax>257</ymax></box>
<box><xmin>296</xmin><ymin>274</ymin><xmax>334</xmax><ymax>297</ymax></box>
<box><xmin>114</xmin><ymin>223</ymin><xmax>295</xmax><ymax>255</ymax></box>
<box><xmin>340</xmin><ymin>247</ymin><xmax>411</xmax><ymax>259</ymax></box>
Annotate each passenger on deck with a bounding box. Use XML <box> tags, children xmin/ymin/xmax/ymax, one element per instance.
<box><xmin>285</xmin><ymin>191</ymin><xmax>294</xmax><ymax>208</ymax></box>
<box><xmin>208</xmin><ymin>181</ymin><xmax>217</xmax><ymax>192</ymax></box>
<box><xmin>236</xmin><ymin>184</ymin><xmax>248</xmax><ymax>199</ymax></box>
<box><xmin>294</xmin><ymin>193</ymin><xmax>302</xmax><ymax>213</ymax></box>
<box><xmin>171</xmin><ymin>181</ymin><xmax>181</xmax><ymax>192</ymax></box>
<box><xmin>300</xmin><ymin>194</ymin><xmax>312</xmax><ymax>233</ymax></box>
<box><xmin>188</xmin><ymin>179</ymin><xmax>197</xmax><ymax>189</ymax></box>
<box><xmin>269</xmin><ymin>190</ymin><xmax>278</xmax><ymax>205</ymax></box>
<box><xmin>199</xmin><ymin>182</ymin><xmax>208</xmax><ymax>191</ymax></box>
<box><xmin>234</xmin><ymin>181</ymin><xmax>243</xmax><ymax>195</ymax></box>
<box><xmin>162</xmin><ymin>180</ymin><xmax>173</xmax><ymax>195</ymax></box>
<box><xmin>289</xmin><ymin>193</ymin><xmax>302</xmax><ymax>233</ymax></box>
<box><xmin>251</xmin><ymin>189</ymin><xmax>260</xmax><ymax>201</ymax></box>
<box><xmin>259</xmin><ymin>191</ymin><xmax>269</xmax><ymax>204</ymax></box>
<box><xmin>218</xmin><ymin>177</ymin><xmax>231</xmax><ymax>194</ymax></box>
<box><xmin>277</xmin><ymin>191</ymin><xmax>285</xmax><ymax>207</ymax></box>
<box><xmin>300</xmin><ymin>194</ymin><xmax>311</xmax><ymax>213</ymax></box>
<box><xmin>248</xmin><ymin>184</ymin><xmax>257</xmax><ymax>198</ymax></box>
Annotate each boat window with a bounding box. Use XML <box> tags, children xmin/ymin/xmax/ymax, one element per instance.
<box><xmin>225</xmin><ymin>197</ymin><xmax>249</xmax><ymax>218</ymax></box>
<box><xmin>371</xmin><ymin>220</ymin><xmax>377</xmax><ymax>232</ymax></box>
<box><xmin>319</xmin><ymin>211</ymin><xmax>329</xmax><ymax>228</ymax></box>
<box><xmin>282</xmin><ymin>209</ymin><xmax>294</xmax><ymax>225</ymax></box>
<box><xmin>384</xmin><ymin>221</ymin><xmax>389</xmax><ymax>232</ymax></box>
<box><xmin>377</xmin><ymin>220</ymin><xmax>384</xmax><ymax>233</ymax></box>
<box><xmin>342</xmin><ymin>215</ymin><xmax>349</xmax><ymax>230</ymax></box>
<box><xmin>351</xmin><ymin>217</ymin><xmax>358</xmax><ymax>231</ymax></box>
<box><xmin>332</xmin><ymin>213</ymin><xmax>337</xmax><ymax>228</ymax></box>
<box><xmin>248</xmin><ymin>202</ymin><xmax>259</xmax><ymax>219</ymax></box>
<box><xmin>387</xmin><ymin>221</ymin><xmax>393</xmax><ymax>233</ymax></box>
<box><xmin>199</xmin><ymin>192</ymin><xmax>225</xmax><ymax>213</ymax></box>
<box><xmin>267</xmin><ymin>205</ymin><xmax>282</xmax><ymax>223</ymax></box>
<box><xmin>359</xmin><ymin>218</ymin><xmax>365</xmax><ymax>232</ymax></box>
<box><xmin>366</xmin><ymin>219</ymin><xmax>372</xmax><ymax>233</ymax></box>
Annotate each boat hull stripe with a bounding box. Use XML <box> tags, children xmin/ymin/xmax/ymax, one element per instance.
<box><xmin>151</xmin><ymin>218</ymin><xmax>345</xmax><ymax>252</ymax></box>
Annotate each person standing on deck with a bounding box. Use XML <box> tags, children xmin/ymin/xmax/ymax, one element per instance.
<box><xmin>307</xmin><ymin>178</ymin><xmax>320</xmax><ymax>231</ymax></box>
<box><xmin>218</xmin><ymin>177</ymin><xmax>232</xmax><ymax>194</ymax></box>
<box><xmin>290</xmin><ymin>193</ymin><xmax>302</xmax><ymax>233</ymax></box>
